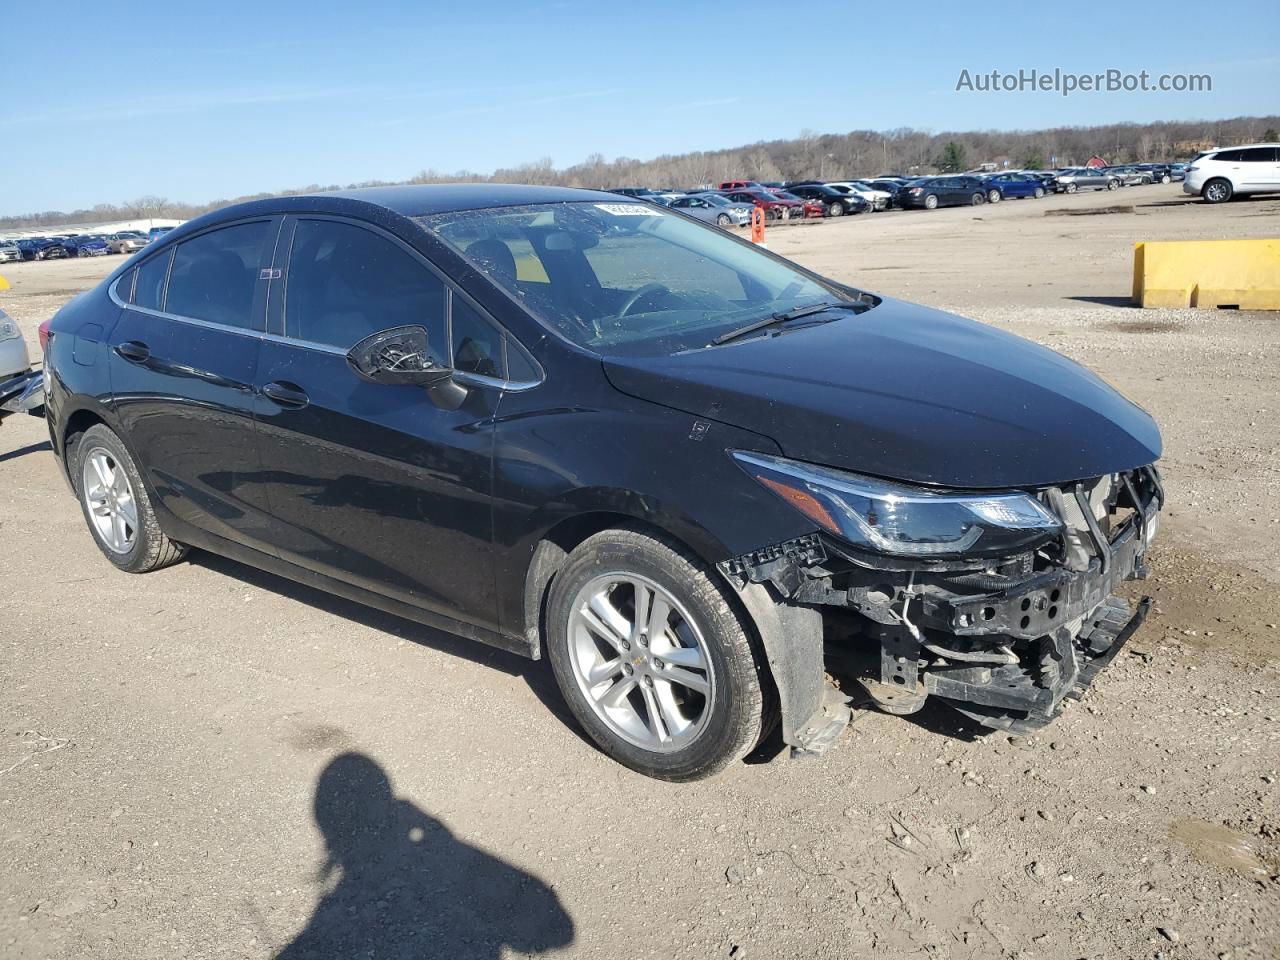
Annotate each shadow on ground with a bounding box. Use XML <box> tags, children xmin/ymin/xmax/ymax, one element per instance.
<box><xmin>189</xmin><ymin>551</ymin><xmax>595</xmax><ymax>751</ymax></box>
<box><xmin>1063</xmin><ymin>295</ymin><xmax>1136</xmax><ymax>308</ymax></box>
<box><xmin>273</xmin><ymin>752</ymin><xmax>574</xmax><ymax>959</ymax></box>
<box><xmin>0</xmin><ymin>439</ymin><xmax>51</xmax><ymax>464</ymax></box>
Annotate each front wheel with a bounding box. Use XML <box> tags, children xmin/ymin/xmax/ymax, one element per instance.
<box><xmin>545</xmin><ymin>527</ymin><xmax>771</xmax><ymax>781</ymax></box>
<box><xmin>1161</xmin><ymin>174</ymin><xmax>1171</xmax><ymax>184</ymax></box>
<box><xmin>1106</xmin><ymin>179</ymin><xmax>1120</xmax><ymax>191</ymax></box>
<box><xmin>987</xmin><ymin>188</ymin><xmax>1001</xmax><ymax>204</ymax></box>
<box><xmin>1034</xmin><ymin>186</ymin><xmax>1045</xmax><ymax>198</ymax></box>
<box><xmin>827</xmin><ymin>202</ymin><xmax>843</xmax><ymax>217</ymax></box>
<box><xmin>1066</xmin><ymin>182</ymin><xmax>1078</xmax><ymax>194</ymax></box>
<box><xmin>1202</xmin><ymin>178</ymin><xmax>1233</xmax><ymax>203</ymax></box>
<box><xmin>715</xmin><ymin>213</ymin><xmax>732</xmax><ymax>227</ymax></box>
<box><xmin>73</xmin><ymin>424</ymin><xmax>187</xmax><ymax>573</ymax></box>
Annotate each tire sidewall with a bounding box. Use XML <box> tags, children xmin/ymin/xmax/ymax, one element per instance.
<box><xmin>74</xmin><ymin>425</ymin><xmax>166</xmax><ymax>572</ymax></box>
<box><xmin>545</xmin><ymin>531</ymin><xmax>765</xmax><ymax>781</ymax></box>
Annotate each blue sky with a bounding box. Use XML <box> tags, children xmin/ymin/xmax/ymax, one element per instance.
<box><xmin>3</xmin><ymin>0</ymin><xmax>1277</xmax><ymax>215</ymax></box>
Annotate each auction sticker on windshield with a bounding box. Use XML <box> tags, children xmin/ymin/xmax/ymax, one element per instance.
<box><xmin>594</xmin><ymin>203</ymin><xmax>664</xmax><ymax>216</ymax></box>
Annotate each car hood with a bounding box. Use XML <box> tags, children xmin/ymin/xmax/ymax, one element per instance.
<box><xmin>601</xmin><ymin>297</ymin><xmax>1162</xmax><ymax>489</ymax></box>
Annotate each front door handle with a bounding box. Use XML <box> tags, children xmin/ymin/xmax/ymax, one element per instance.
<box><xmin>115</xmin><ymin>340</ymin><xmax>150</xmax><ymax>363</ymax></box>
<box><xmin>260</xmin><ymin>381</ymin><xmax>310</xmax><ymax>409</ymax></box>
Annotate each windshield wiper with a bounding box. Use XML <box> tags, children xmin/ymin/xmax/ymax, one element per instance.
<box><xmin>710</xmin><ymin>301</ymin><xmax>858</xmax><ymax>346</ymax></box>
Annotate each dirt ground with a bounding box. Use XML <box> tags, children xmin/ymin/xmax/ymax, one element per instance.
<box><xmin>1</xmin><ymin>183</ymin><xmax>1277</xmax><ymax>960</ymax></box>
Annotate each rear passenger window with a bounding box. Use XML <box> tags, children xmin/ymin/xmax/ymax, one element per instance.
<box><xmin>449</xmin><ymin>294</ymin><xmax>502</xmax><ymax>378</ymax></box>
<box><xmin>1240</xmin><ymin>147</ymin><xmax>1277</xmax><ymax>162</ymax></box>
<box><xmin>134</xmin><ymin>250</ymin><xmax>171</xmax><ymax>311</ymax></box>
<box><xmin>166</xmin><ymin>221</ymin><xmax>272</xmax><ymax>329</ymax></box>
<box><xmin>115</xmin><ymin>269</ymin><xmax>135</xmax><ymax>304</ymax></box>
<box><xmin>286</xmin><ymin>219</ymin><xmax>445</xmax><ymax>352</ymax></box>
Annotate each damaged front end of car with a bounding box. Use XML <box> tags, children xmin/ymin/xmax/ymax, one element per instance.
<box><xmin>719</xmin><ymin>452</ymin><xmax>1164</xmax><ymax>754</ymax></box>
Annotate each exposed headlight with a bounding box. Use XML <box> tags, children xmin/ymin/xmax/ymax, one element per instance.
<box><xmin>733</xmin><ymin>451</ymin><xmax>1062</xmax><ymax>559</ymax></box>
<box><xmin>0</xmin><ymin>317</ymin><xmax>20</xmax><ymax>342</ymax></box>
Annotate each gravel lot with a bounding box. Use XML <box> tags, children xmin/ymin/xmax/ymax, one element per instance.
<box><xmin>1</xmin><ymin>183</ymin><xmax>1277</xmax><ymax>960</ymax></box>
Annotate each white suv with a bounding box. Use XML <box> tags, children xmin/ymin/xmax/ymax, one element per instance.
<box><xmin>1184</xmin><ymin>143</ymin><xmax>1280</xmax><ymax>203</ymax></box>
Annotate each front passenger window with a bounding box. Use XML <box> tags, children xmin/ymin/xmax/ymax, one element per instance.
<box><xmin>286</xmin><ymin>219</ymin><xmax>446</xmax><ymax>353</ymax></box>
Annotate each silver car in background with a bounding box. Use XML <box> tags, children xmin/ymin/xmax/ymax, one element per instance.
<box><xmin>0</xmin><ymin>307</ymin><xmax>45</xmax><ymax>423</ymax></box>
<box><xmin>666</xmin><ymin>192</ymin><xmax>754</xmax><ymax>227</ymax></box>
<box><xmin>107</xmin><ymin>231</ymin><xmax>149</xmax><ymax>254</ymax></box>
<box><xmin>0</xmin><ymin>241</ymin><xmax>21</xmax><ymax>263</ymax></box>
<box><xmin>1054</xmin><ymin>168</ymin><xmax>1121</xmax><ymax>192</ymax></box>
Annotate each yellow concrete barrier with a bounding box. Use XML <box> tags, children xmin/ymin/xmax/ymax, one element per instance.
<box><xmin>0</xmin><ymin>274</ymin><xmax>9</xmax><ymax>291</ymax></box>
<box><xmin>1132</xmin><ymin>238</ymin><xmax>1280</xmax><ymax>309</ymax></box>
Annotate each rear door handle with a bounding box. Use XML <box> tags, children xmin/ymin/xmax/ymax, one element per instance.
<box><xmin>115</xmin><ymin>340</ymin><xmax>150</xmax><ymax>363</ymax></box>
<box><xmin>260</xmin><ymin>381</ymin><xmax>309</xmax><ymax>409</ymax></box>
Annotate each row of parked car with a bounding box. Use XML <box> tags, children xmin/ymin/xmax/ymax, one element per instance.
<box><xmin>609</xmin><ymin>161</ymin><xmax>1187</xmax><ymax>222</ymax></box>
<box><xmin>0</xmin><ymin>225</ymin><xmax>176</xmax><ymax>263</ymax></box>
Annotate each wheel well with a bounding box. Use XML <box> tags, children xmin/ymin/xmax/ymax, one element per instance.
<box><xmin>61</xmin><ymin>408</ymin><xmax>106</xmax><ymax>483</ymax></box>
<box><xmin>521</xmin><ymin>512</ymin><xmax>711</xmax><ymax>659</ymax></box>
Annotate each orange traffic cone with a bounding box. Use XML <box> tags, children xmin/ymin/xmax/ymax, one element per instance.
<box><xmin>750</xmin><ymin>207</ymin><xmax>766</xmax><ymax>247</ymax></box>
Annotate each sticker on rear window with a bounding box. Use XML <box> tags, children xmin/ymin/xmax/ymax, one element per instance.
<box><xmin>593</xmin><ymin>203</ymin><xmax>662</xmax><ymax>216</ymax></box>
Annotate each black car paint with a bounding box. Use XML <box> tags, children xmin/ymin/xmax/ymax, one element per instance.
<box><xmin>44</xmin><ymin>183</ymin><xmax>1162</xmax><ymax>732</ymax></box>
<box><xmin>898</xmin><ymin>176</ymin><xmax>988</xmax><ymax>209</ymax></box>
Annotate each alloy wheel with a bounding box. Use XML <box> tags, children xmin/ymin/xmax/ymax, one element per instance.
<box><xmin>81</xmin><ymin>448</ymin><xmax>137</xmax><ymax>554</ymax></box>
<box><xmin>567</xmin><ymin>574</ymin><xmax>716</xmax><ymax>752</ymax></box>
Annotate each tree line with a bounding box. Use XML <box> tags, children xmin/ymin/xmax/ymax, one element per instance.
<box><xmin>5</xmin><ymin>114</ymin><xmax>1277</xmax><ymax>230</ymax></box>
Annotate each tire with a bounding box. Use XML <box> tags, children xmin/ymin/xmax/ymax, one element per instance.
<box><xmin>987</xmin><ymin>188</ymin><xmax>1001</xmax><ymax>204</ymax></box>
<box><xmin>1065</xmin><ymin>182</ymin><xmax>1078</xmax><ymax>194</ymax></box>
<box><xmin>1202</xmin><ymin>178</ymin><xmax>1233</xmax><ymax>204</ymax></box>
<box><xmin>1106</xmin><ymin>179</ymin><xmax>1119</xmax><ymax>191</ymax></box>
<box><xmin>971</xmin><ymin>193</ymin><xmax>985</xmax><ymax>205</ymax></box>
<box><xmin>1161</xmin><ymin>174</ymin><xmax>1171</xmax><ymax>184</ymax></box>
<box><xmin>73</xmin><ymin>424</ymin><xmax>186</xmax><ymax>573</ymax></box>
<box><xmin>924</xmin><ymin>194</ymin><xmax>939</xmax><ymax>209</ymax></box>
<box><xmin>545</xmin><ymin>526</ymin><xmax>771</xmax><ymax>782</ymax></box>
<box><xmin>716</xmin><ymin>214</ymin><xmax>732</xmax><ymax>227</ymax></box>
<box><xmin>1034</xmin><ymin>186</ymin><xmax>1045</xmax><ymax>198</ymax></box>
<box><xmin>827</xmin><ymin>202</ymin><xmax>843</xmax><ymax>217</ymax></box>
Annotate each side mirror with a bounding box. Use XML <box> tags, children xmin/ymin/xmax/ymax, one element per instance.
<box><xmin>346</xmin><ymin>325</ymin><xmax>468</xmax><ymax>409</ymax></box>
<box><xmin>347</xmin><ymin>325</ymin><xmax>451</xmax><ymax>386</ymax></box>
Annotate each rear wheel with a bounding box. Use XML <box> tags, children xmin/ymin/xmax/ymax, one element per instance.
<box><xmin>545</xmin><ymin>527</ymin><xmax>770</xmax><ymax>781</ymax></box>
<box><xmin>924</xmin><ymin>194</ymin><xmax>939</xmax><ymax>209</ymax></box>
<box><xmin>74</xmin><ymin>424</ymin><xmax>186</xmax><ymax>573</ymax></box>
<box><xmin>1202</xmin><ymin>178</ymin><xmax>1233</xmax><ymax>203</ymax></box>
<box><xmin>971</xmin><ymin>193</ymin><xmax>985</xmax><ymax>205</ymax></box>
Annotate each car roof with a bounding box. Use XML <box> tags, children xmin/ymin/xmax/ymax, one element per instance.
<box><xmin>319</xmin><ymin>183</ymin><xmax>637</xmax><ymax>215</ymax></box>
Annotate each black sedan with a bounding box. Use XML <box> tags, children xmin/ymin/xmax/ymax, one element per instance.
<box><xmin>898</xmin><ymin>175</ymin><xmax>989</xmax><ymax>209</ymax></box>
<box><xmin>18</xmin><ymin>237</ymin><xmax>70</xmax><ymax>261</ymax></box>
<box><xmin>41</xmin><ymin>184</ymin><xmax>1164</xmax><ymax>781</ymax></box>
<box><xmin>781</xmin><ymin>183</ymin><xmax>868</xmax><ymax>216</ymax></box>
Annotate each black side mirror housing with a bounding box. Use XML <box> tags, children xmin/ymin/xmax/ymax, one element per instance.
<box><xmin>346</xmin><ymin>325</ymin><xmax>452</xmax><ymax>386</ymax></box>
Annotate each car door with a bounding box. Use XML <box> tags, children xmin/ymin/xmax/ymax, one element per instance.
<box><xmin>249</xmin><ymin>214</ymin><xmax>507</xmax><ymax>632</ymax></box>
<box><xmin>1238</xmin><ymin>147</ymin><xmax>1279</xmax><ymax>188</ymax></box>
<box><xmin>107</xmin><ymin>218</ymin><xmax>279</xmax><ymax>550</ymax></box>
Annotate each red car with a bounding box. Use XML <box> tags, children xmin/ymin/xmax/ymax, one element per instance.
<box><xmin>771</xmin><ymin>190</ymin><xmax>826</xmax><ymax>219</ymax></box>
<box><xmin>720</xmin><ymin>189</ymin><xmax>806</xmax><ymax>221</ymax></box>
<box><xmin>719</xmin><ymin>179</ymin><xmax>764</xmax><ymax>191</ymax></box>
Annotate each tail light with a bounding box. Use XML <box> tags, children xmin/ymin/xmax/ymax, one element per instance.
<box><xmin>38</xmin><ymin>319</ymin><xmax>51</xmax><ymax>352</ymax></box>
<box><xmin>909</xmin><ymin>187</ymin><xmax>923</xmax><ymax>195</ymax></box>
<box><xmin>1185</xmin><ymin>165</ymin><xmax>1198</xmax><ymax>172</ymax></box>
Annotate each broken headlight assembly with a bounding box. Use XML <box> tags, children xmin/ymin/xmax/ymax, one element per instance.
<box><xmin>732</xmin><ymin>451</ymin><xmax>1063</xmax><ymax>561</ymax></box>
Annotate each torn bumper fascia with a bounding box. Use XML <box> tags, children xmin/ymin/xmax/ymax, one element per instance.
<box><xmin>720</xmin><ymin>468</ymin><xmax>1162</xmax><ymax>743</ymax></box>
<box><xmin>0</xmin><ymin>368</ymin><xmax>44</xmax><ymax>420</ymax></box>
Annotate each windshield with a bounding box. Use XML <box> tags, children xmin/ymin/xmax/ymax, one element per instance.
<box><xmin>701</xmin><ymin>194</ymin><xmax>731</xmax><ymax>207</ymax></box>
<box><xmin>419</xmin><ymin>201</ymin><xmax>864</xmax><ymax>357</ymax></box>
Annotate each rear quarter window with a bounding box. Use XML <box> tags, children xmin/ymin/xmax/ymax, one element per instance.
<box><xmin>134</xmin><ymin>250</ymin><xmax>172</xmax><ymax>312</ymax></box>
